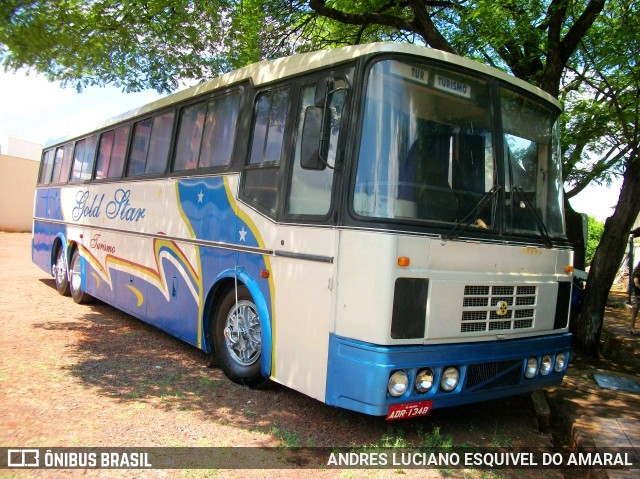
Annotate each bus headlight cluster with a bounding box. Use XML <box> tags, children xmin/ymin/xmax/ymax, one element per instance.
<box><xmin>525</xmin><ymin>353</ymin><xmax>569</xmax><ymax>379</ymax></box>
<box><xmin>387</xmin><ymin>366</ymin><xmax>459</xmax><ymax>398</ymax></box>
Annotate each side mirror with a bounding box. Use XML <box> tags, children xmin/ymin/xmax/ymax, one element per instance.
<box><xmin>300</xmin><ymin>106</ymin><xmax>326</xmax><ymax>171</ymax></box>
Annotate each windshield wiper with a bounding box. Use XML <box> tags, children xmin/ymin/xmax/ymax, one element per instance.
<box><xmin>442</xmin><ymin>186</ymin><xmax>501</xmax><ymax>242</ymax></box>
<box><xmin>512</xmin><ymin>186</ymin><xmax>552</xmax><ymax>248</ymax></box>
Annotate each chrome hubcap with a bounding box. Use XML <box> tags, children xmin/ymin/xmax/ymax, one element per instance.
<box><xmin>224</xmin><ymin>299</ymin><xmax>261</xmax><ymax>366</ymax></box>
<box><xmin>71</xmin><ymin>255</ymin><xmax>82</xmax><ymax>292</ymax></box>
<box><xmin>55</xmin><ymin>252</ymin><xmax>66</xmax><ymax>285</ymax></box>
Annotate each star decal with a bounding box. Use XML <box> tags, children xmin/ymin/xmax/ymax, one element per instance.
<box><xmin>239</xmin><ymin>226</ymin><xmax>248</xmax><ymax>242</ymax></box>
<box><xmin>197</xmin><ymin>190</ymin><xmax>204</xmax><ymax>204</ymax></box>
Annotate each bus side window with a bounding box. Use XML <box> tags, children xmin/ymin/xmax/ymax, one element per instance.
<box><xmin>287</xmin><ymin>80</ymin><xmax>346</xmax><ymax>216</ymax></box>
<box><xmin>127</xmin><ymin>112</ymin><xmax>174</xmax><ymax>177</ymax></box>
<box><xmin>49</xmin><ymin>143</ymin><xmax>73</xmax><ymax>184</ymax></box>
<box><xmin>145</xmin><ymin>112</ymin><xmax>174</xmax><ymax>174</ymax></box>
<box><xmin>50</xmin><ymin>147</ymin><xmax>64</xmax><ymax>184</ymax></box>
<box><xmin>39</xmin><ymin>149</ymin><xmax>55</xmax><ymax>185</ymax></box>
<box><xmin>70</xmin><ymin>137</ymin><xmax>97</xmax><ymax>182</ymax></box>
<box><xmin>95</xmin><ymin>125</ymin><xmax>130</xmax><ymax>180</ymax></box>
<box><xmin>174</xmin><ymin>102</ymin><xmax>206</xmax><ymax>172</ymax></box>
<box><xmin>243</xmin><ymin>88</ymin><xmax>291</xmax><ymax>215</ymax></box>
<box><xmin>199</xmin><ymin>92</ymin><xmax>241</xmax><ymax>169</ymax></box>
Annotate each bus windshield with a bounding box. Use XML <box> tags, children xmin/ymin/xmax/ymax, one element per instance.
<box><xmin>354</xmin><ymin>59</ymin><xmax>565</xmax><ymax>238</ymax></box>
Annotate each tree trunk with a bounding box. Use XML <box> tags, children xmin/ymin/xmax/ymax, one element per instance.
<box><xmin>572</xmin><ymin>158</ymin><xmax>640</xmax><ymax>354</ymax></box>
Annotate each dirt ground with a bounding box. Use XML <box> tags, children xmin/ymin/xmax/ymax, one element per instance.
<box><xmin>1</xmin><ymin>232</ymin><xmax>572</xmax><ymax>479</ymax></box>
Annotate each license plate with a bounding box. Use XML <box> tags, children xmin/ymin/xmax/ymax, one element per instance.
<box><xmin>386</xmin><ymin>401</ymin><xmax>432</xmax><ymax>420</ymax></box>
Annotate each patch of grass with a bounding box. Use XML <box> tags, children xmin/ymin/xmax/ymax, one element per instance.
<box><xmin>270</xmin><ymin>426</ymin><xmax>302</xmax><ymax>448</ymax></box>
<box><xmin>198</xmin><ymin>377</ymin><xmax>222</xmax><ymax>389</ymax></box>
<box><xmin>480</xmin><ymin>470</ymin><xmax>507</xmax><ymax>479</ymax></box>
<box><xmin>421</xmin><ymin>426</ymin><xmax>453</xmax><ymax>448</ymax></box>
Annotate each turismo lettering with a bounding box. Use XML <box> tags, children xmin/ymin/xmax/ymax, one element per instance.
<box><xmin>435</xmin><ymin>75</ymin><xmax>471</xmax><ymax>98</ymax></box>
<box><xmin>90</xmin><ymin>234</ymin><xmax>116</xmax><ymax>254</ymax></box>
<box><xmin>71</xmin><ymin>189</ymin><xmax>146</xmax><ymax>223</ymax></box>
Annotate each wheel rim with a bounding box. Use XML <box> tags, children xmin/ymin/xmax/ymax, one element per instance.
<box><xmin>224</xmin><ymin>299</ymin><xmax>261</xmax><ymax>366</ymax></box>
<box><xmin>71</xmin><ymin>254</ymin><xmax>82</xmax><ymax>293</ymax></box>
<box><xmin>55</xmin><ymin>251</ymin><xmax>67</xmax><ymax>285</ymax></box>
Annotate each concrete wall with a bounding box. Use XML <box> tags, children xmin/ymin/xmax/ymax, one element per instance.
<box><xmin>0</xmin><ymin>154</ymin><xmax>39</xmax><ymax>232</ymax></box>
<box><xmin>6</xmin><ymin>137</ymin><xmax>42</xmax><ymax>161</ymax></box>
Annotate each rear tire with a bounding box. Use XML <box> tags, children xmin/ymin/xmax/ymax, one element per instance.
<box><xmin>69</xmin><ymin>249</ymin><xmax>93</xmax><ymax>304</ymax></box>
<box><xmin>213</xmin><ymin>286</ymin><xmax>267</xmax><ymax>388</ymax></box>
<box><xmin>54</xmin><ymin>246</ymin><xmax>70</xmax><ymax>296</ymax></box>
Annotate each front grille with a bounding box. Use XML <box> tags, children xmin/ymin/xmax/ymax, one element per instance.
<box><xmin>465</xmin><ymin>360</ymin><xmax>522</xmax><ymax>391</ymax></box>
<box><xmin>460</xmin><ymin>285</ymin><xmax>537</xmax><ymax>333</ymax></box>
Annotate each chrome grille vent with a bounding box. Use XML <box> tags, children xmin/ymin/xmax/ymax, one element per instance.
<box><xmin>460</xmin><ymin>285</ymin><xmax>537</xmax><ymax>333</ymax></box>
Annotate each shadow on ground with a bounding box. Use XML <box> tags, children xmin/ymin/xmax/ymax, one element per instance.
<box><xmin>32</xmin><ymin>278</ymin><xmax>551</xmax><ymax>451</ymax></box>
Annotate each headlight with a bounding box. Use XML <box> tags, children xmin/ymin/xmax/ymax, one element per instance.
<box><xmin>415</xmin><ymin>369</ymin><xmax>434</xmax><ymax>393</ymax></box>
<box><xmin>388</xmin><ymin>370</ymin><xmax>409</xmax><ymax>397</ymax></box>
<box><xmin>540</xmin><ymin>355</ymin><xmax>552</xmax><ymax>376</ymax></box>
<box><xmin>440</xmin><ymin>367</ymin><xmax>459</xmax><ymax>392</ymax></box>
<box><xmin>555</xmin><ymin>353</ymin><xmax>567</xmax><ymax>372</ymax></box>
<box><xmin>525</xmin><ymin>357</ymin><xmax>538</xmax><ymax>378</ymax></box>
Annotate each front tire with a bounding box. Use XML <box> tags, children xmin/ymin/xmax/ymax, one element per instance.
<box><xmin>54</xmin><ymin>246</ymin><xmax>70</xmax><ymax>296</ymax></box>
<box><xmin>213</xmin><ymin>286</ymin><xmax>267</xmax><ymax>388</ymax></box>
<box><xmin>69</xmin><ymin>249</ymin><xmax>93</xmax><ymax>304</ymax></box>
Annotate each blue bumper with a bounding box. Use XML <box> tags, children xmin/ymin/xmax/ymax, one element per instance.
<box><xmin>325</xmin><ymin>333</ymin><xmax>571</xmax><ymax>416</ymax></box>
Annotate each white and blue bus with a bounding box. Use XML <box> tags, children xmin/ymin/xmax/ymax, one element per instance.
<box><xmin>32</xmin><ymin>42</ymin><xmax>572</xmax><ymax>420</ymax></box>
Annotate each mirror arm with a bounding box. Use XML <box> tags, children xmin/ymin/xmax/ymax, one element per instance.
<box><xmin>317</xmin><ymin>86</ymin><xmax>349</xmax><ymax>171</ymax></box>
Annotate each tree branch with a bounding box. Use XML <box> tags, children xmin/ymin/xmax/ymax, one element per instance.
<box><xmin>407</xmin><ymin>0</ymin><xmax>457</xmax><ymax>53</ymax></box>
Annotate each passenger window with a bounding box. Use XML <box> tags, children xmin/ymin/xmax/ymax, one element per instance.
<box><xmin>127</xmin><ymin>112</ymin><xmax>174</xmax><ymax>176</ymax></box>
<box><xmin>50</xmin><ymin>148</ymin><xmax>64</xmax><ymax>184</ymax></box>
<box><xmin>145</xmin><ymin>112</ymin><xmax>174</xmax><ymax>174</ymax></box>
<box><xmin>39</xmin><ymin>149</ymin><xmax>55</xmax><ymax>185</ymax></box>
<box><xmin>287</xmin><ymin>80</ymin><xmax>346</xmax><ymax>216</ymax></box>
<box><xmin>56</xmin><ymin>144</ymin><xmax>74</xmax><ymax>183</ymax></box>
<box><xmin>174</xmin><ymin>102</ymin><xmax>206</xmax><ymax>171</ymax></box>
<box><xmin>174</xmin><ymin>91</ymin><xmax>241</xmax><ymax>172</ymax></box>
<box><xmin>70</xmin><ymin>136</ymin><xmax>97</xmax><ymax>182</ymax></box>
<box><xmin>49</xmin><ymin>144</ymin><xmax>73</xmax><ymax>184</ymax></box>
<box><xmin>95</xmin><ymin>125</ymin><xmax>129</xmax><ymax>179</ymax></box>
<box><xmin>128</xmin><ymin>119</ymin><xmax>152</xmax><ymax>176</ymax></box>
<box><xmin>199</xmin><ymin>92</ymin><xmax>240</xmax><ymax>169</ymax></box>
<box><xmin>243</xmin><ymin>89</ymin><xmax>290</xmax><ymax>214</ymax></box>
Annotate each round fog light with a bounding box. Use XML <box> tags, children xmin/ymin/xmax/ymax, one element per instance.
<box><xmin>440</xmin><ymin>367</ymin><xmax>459</xmax><ymax>392</ymax></box>
<box><xmin>555</xmin><ymin>353</ymin><xmax>567</xmax><ymax>372</ymax></box>
<box><xmin>388</xmin><ymin>370</ymin><xmax>409</xmax><ymax>397</ymax></box>
<box><xmin>525</xmin><ymin>357</ymin><xmax>538</xmax><ymax>378</ymax></box>
<box><xmin>415</xmin><ymin>369</ymin><xmax>434</xmax><ymax>393</ymax></box>
<box><xmin>540</xmin><ymin>355</ymin><xmax>552</xmax><ymax>376</ymax></box>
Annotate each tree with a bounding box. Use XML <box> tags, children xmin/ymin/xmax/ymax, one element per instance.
<box><xmin>0</xmin><ymin>0</ymin><xmax>277</xmax><ymax>92</ymax></box>
<box><xmin>586</xmin><ymin>216</ymin><xmax>604</xmax><ymax>265</ymax></box>
<box><xmin>565</xmin><ymin>0</ymin><xmax>640</xmax><ymax>352</ymax></box>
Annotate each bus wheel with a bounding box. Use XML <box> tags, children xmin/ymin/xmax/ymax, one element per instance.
<box><xmin>69</xmin><ymin>249</ymin><xmax>93</xmax><ymax>304</ymax></box>
<box><xmin>54</xmin><ymin>246</ymin><xmax>70</xmax><ymax>296</ymax></box>
<box><xmin>214</xmin><ymin>286</ymin><xmax>267</xmax><ymax>388</ymax></box>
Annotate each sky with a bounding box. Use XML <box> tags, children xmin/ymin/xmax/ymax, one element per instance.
<box><xmin>0</xmin><ymin>69</ymin><xmax>623</xmax><ymax>222</ymax></box>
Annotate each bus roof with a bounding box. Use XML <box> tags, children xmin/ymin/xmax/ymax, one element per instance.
<box><xmin>47</xmin><ymin>42</ymin><xmax>562</xmax><ymax>146</ymax></box>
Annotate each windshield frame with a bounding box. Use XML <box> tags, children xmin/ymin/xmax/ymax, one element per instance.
<box><xmin>346</xmin><ymin>54</ymin><xmax>568</xmax><ymax>245</ymax></box>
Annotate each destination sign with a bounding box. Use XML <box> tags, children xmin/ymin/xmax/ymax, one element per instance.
<box><xmin>434</xmin><ymin>74</ymin><xmax>471</xmax><ymax>98</ymax></box>
<box><xmin>390</xmin><ymin>63</ymin><xmax>429</xmax><ymax>86</ymax></box>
